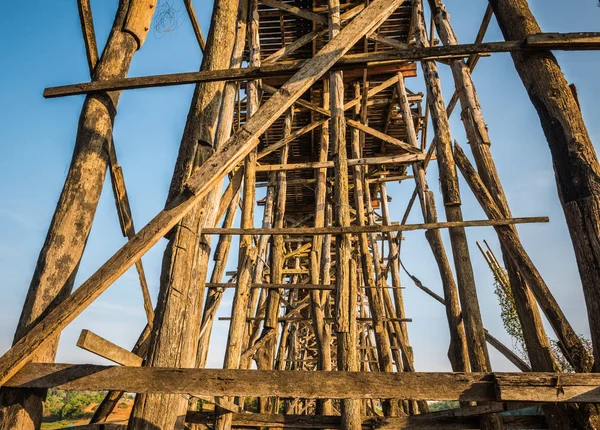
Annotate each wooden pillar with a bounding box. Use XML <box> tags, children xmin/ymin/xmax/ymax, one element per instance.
<box><xmin>0</xmin><ymin>2</ymin><xmax>156</xmax><ymax>428</ymax></box>
<box><xmin>128</xmin><ymin>0</ymin><xmax>243</xmax><ymax>428</ymax></box>
<box><xmin>488</xmin><ymin>0</ymin><xmax>600</xmax><ymax>373</ymax></box>
<box><xmin>350</xmin><ymin>83</ymin><xmax>398</xmax><ymax>417</ymax></box>
<box><xmin>256</xmin><ymin>109</ymin><xmax>293</xmax><ymax>415</ymax></box>
<box><xmin>454</xmin><ymin>144</ymin><xmax>596</xmax><ymax>429</ymax></box>
<box><xmin>310</xmin><ymin>78</ymin><xmax>333</xmax><ymax>417</ymax></box>
<box><xmin>196</xmin><ymin>190</ymin><xmax>241</xmax><ymax>368</ymax></box>
<box><xmin>328</xmin><ymin>0</ymin><xmax>360</xmax><ymax>427</ymax></box>
<box><xmin>413</xmin><ymin>1</ymin><xmax>501</xmax><ymax>428</ymax></box>
<box><xmin>426</xmin><ymin>5</ymin><xmax>593</xmax><ymax>428</ymax></box>
<box><xmin>396</xmin><ymin>73</ymin><xmax>469</xmax><ymax>373</ymax></box>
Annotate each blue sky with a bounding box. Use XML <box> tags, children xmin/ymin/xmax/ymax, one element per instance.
<box><xmin>0</xmin><ymin>1</ymin><xmax>598</xmax><ymax>371</ymax></box>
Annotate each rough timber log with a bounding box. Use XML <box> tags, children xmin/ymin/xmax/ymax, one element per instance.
<box><xmin>427</xmin><ymin>1</ymin><xmax>578</xmax><ymax>427</ymax></box>
<box><xmin>413</xmin><ymin>1</ymin><xmax>501</xmax><ymax>428</ymax></box>
<box><xmin>395</xmin><ymin>72</ymin><xmax>470</xmax><ymax>373</ymax></box>
<box><xmin>488</xmin><ymin>0</ymin><xmax>600</xmax><ymax>373</ymax></box>
<box><xmin>328</xmin><ymin>0</ymin><xmax>363</xmax><ymax>427</ymax></box>
<box><xmin>350</xmin><ymin>81</ymin><xmax>398</xmax><ymax>417</ymax></box>
<box><xmin>0</xmin><ymin>1</ymin><xmax>156</xmax><ymax>428</ymax></box>
<box><xmin>454</xmin><ymin>143</ymin><xmax>598</xmax><ymax>428</ymax></box>
<box><xmin>128</xmin><ymin>0</ymin><xmax>244</xmax><ymax>427</ymax></box>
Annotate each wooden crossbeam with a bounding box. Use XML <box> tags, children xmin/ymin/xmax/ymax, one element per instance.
<box><xmin>255</xmin><ymin>153</ymin><xmax>429</xmax><ymax>172</ymax></box>
<box><xmin>200</xmin><ymin>217</ymin><xmax>548</xmax><ymax>236</ymax></box>
<box><xmin>0</xmin><ymin>0</ymin><xmax>406</xmax><ymax>386</ymax></box>
<box><xmin>346</xmin><ymin>118</ymin><xmax>417</xmax><ymax>153</ymax></box>
<box><xmin>260</xmin><ymin>0</ymin><xmax>327</xmax><ymax>24</ymax></box>
<box><xmin>6</xmin><ymin>364</ymin><xmax>600</xmax><ymax>403</ymax></box>
<box><xmin>258</xmin><ymin>120</ymin><xmax>327</xmax><ymax>159</ymax></box>
<box><xmin>184</xmin><ymin>410</ymin><xmax>547</xmax><ymax>429</ymax></box>
<box><xmin>263</xmin><ymin>29</ymin><xmax>327</xmax><ymax>64</ymax></box>
<box><xmin>43</xmin><ymin>32</ymin><xmax>600</xmax><ymax>98</ymax></box>
<box><xmin>183</xmin><ymin>0</ymin><xmax>206</xmax><ymax>53</ymax></box>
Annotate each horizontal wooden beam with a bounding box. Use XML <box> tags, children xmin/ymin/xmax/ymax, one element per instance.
<box><xmin>217</xmin><ymin>317</ymin><xmax>413</xmax><ymax>322</ymax></box>
<box><xmin>43</xmin><ymin>32</ymin><xmax>600</xmax><ymax>98</ymax></box>
<box><xmin>184</xmin><ymin>410</ymin><xmax>547</xmax><ymax>429</ymax></box>
<box><xmin>200</xmin><ymin>217</ymin><xmax>549</xmax><ymax>236</ymax></box>
<box><xmin>6</xmin><ymin>364</ymin><xmax>600</xmax><ymax>403</ymax></box>
<box><xmin>255</xmin><ymin>153</ymin><xmax>429</xmax><ymax>172</ymax></box>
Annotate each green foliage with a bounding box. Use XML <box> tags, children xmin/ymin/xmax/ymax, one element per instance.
<box><xmin>43</xmin><ymin>390</ymin><xmax>106</xmax><ymax>421</ymax></box>
<box><xmin>428</xmin><ymin>401</ymin><xmax>459</xmax><ymax>412</ymax></box>
<box><xmin>550</xmin><ymin>337</ymin><xmax>594</xmax><ymax>372</ymax></box>
<box><xmin>492</xmin><ymin>272</ymin><xmax>529</xmax><ymax>363</ymax></box>
<box><xmin>492</xmin><ymin>268</ymin><xmax>592</xmax><ymax>371</ymax></box>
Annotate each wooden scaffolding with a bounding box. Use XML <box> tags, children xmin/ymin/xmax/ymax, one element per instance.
<box><xmin>2</xmin><ymin>0</ymin><xmax>600</xmax><ymax>429</ymax></box>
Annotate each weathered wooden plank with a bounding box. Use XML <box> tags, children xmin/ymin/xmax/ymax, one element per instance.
<box><xmin>5</xmin><ymin>364</ymin><xmax>498</xmax><ymax>401</ymax></box>
<box><xmin>77</xmin><ymin>0</ymin><xmax>98</xmax><ymax>74</ymax></box>
<box><xmin>183</xmin><ymin>0</ymin><xmax>206</xmax><ymax>52</ymax></box>
<box><xmin>76</xmin><ymin>330</ymin><xmax>143</xmax><ymax>367</ymax></box>
<box><xmin>346</xmin><ymin>118</ymin><xmax>418</xmax><ymax>153</ymax></box>
<box><xmin>43</xmin><ymin>33</ymin><xmax>600</xmax><ymax>98</ymax></box>
<box><xmin>255</xmin><ymin>153</ymin><xmax>429</xmax><ymax>171</ymax></box>
<box><xmin>7</xmin><ymin>364</ymin><xmax>600</xmax><ymax>404</ymax></box>
<box><xmin>199</xmin><ymin>217</ymin><xmax>548</xmax><ymax>235</ymax></box>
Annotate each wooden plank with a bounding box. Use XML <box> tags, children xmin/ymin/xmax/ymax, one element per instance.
<box><xmin>7</xmin><ymin>364</ymin><xmax>600</xmax><ymax>404</ymax></box>
<box><xmin>76</xmin><ymin>330</ymin><xmax>143</xmax><ymax>367</ymax></box>
<box><xmin>200</xmin><ymin>217</ymin><xmax>548</xmax><ymax>235</ymax></box>
<box><xmin>4</xmin><ymin>364</ymin><xmax>498</xmax><ymax>401</ymax></box>
<box><xmin>255</xmin><ymin>153</ymin><xmax>430</xmax><ymax>171</ymax></box>
<box><xmin>258</xmin><ymin>120</ymin><xmax>327</xmax><ymax>159</ymax></box>
<box><xmin>260</xmin><ymin>0</ymin><xmax>327</xmax><ymax>24</ymax></box>
<box><xmin>77</xmin><ymin>0</ymin><xmax>98</xmax><ymax>74</ymax></box>
<box><xmin>0</xmin><ymin>0</ymin><xmax>406</xmax><ymax>387</ymax></box>
<box><xmin>43</xmin><ymin>33</ymin><xmax>600</xmax><ymax>98</ymax></box>
<box><xmin>346</xmin><ymin>118</ymin><xmax>418</xmax><ymax>153</ymax></box>
<box><xmin>263</xmin><ymin>29</ymin><xmax>327</xmax><ymax>63</ymax></box>
<box><xmin>183</xmin><ymin>0</ymin><xmax>206</xmax><ymax>52</ymax></box>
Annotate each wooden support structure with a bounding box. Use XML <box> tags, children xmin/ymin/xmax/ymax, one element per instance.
<box><xmin>3</xmin><ymin>1</ymin><xmax>600</xmax><ymax>429</ymax></box>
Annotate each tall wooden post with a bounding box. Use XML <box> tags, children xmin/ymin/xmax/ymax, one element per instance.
<box><xmin>350</xmin><ymin>82</ymin><xmax>398</xmax><ymax>417</ymax></box>
<box><xmin>128</xmin><ymin>0</ymin><xmax>243</xmax><ymax>427</ymax></box>
<box><xmin>396</xmin><ymin>73</ymin><xmax>470</xmax><ymax>373</ymax></box>
<box><xmin>488</xmin><ymin>0</ymin><xmax>600</xmax><ymax>372</ymax></box>
<box><xmin>0</xmin><ymin>1</ymin><xmax>156</xmax><ymax>428</ymax></box>
<box><xmin>329</xmin><ymin>0</ymin><xmax>361</xmax><ymax>427</ymax></box>
<box><xmin>413</xmin><ymin>1</ymin><xmax>500</xmax><ymax>428</ymax></box>
<box><xmin>310</xmin><ymin>79</ymin><xmax>333</xmax><ymax>416</ymax></box>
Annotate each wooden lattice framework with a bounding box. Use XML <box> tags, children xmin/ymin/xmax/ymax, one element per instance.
<box><xmin>1</xmin><ymin>0</ymin><xmax>600</xmax><ymax>429</ymax></box>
